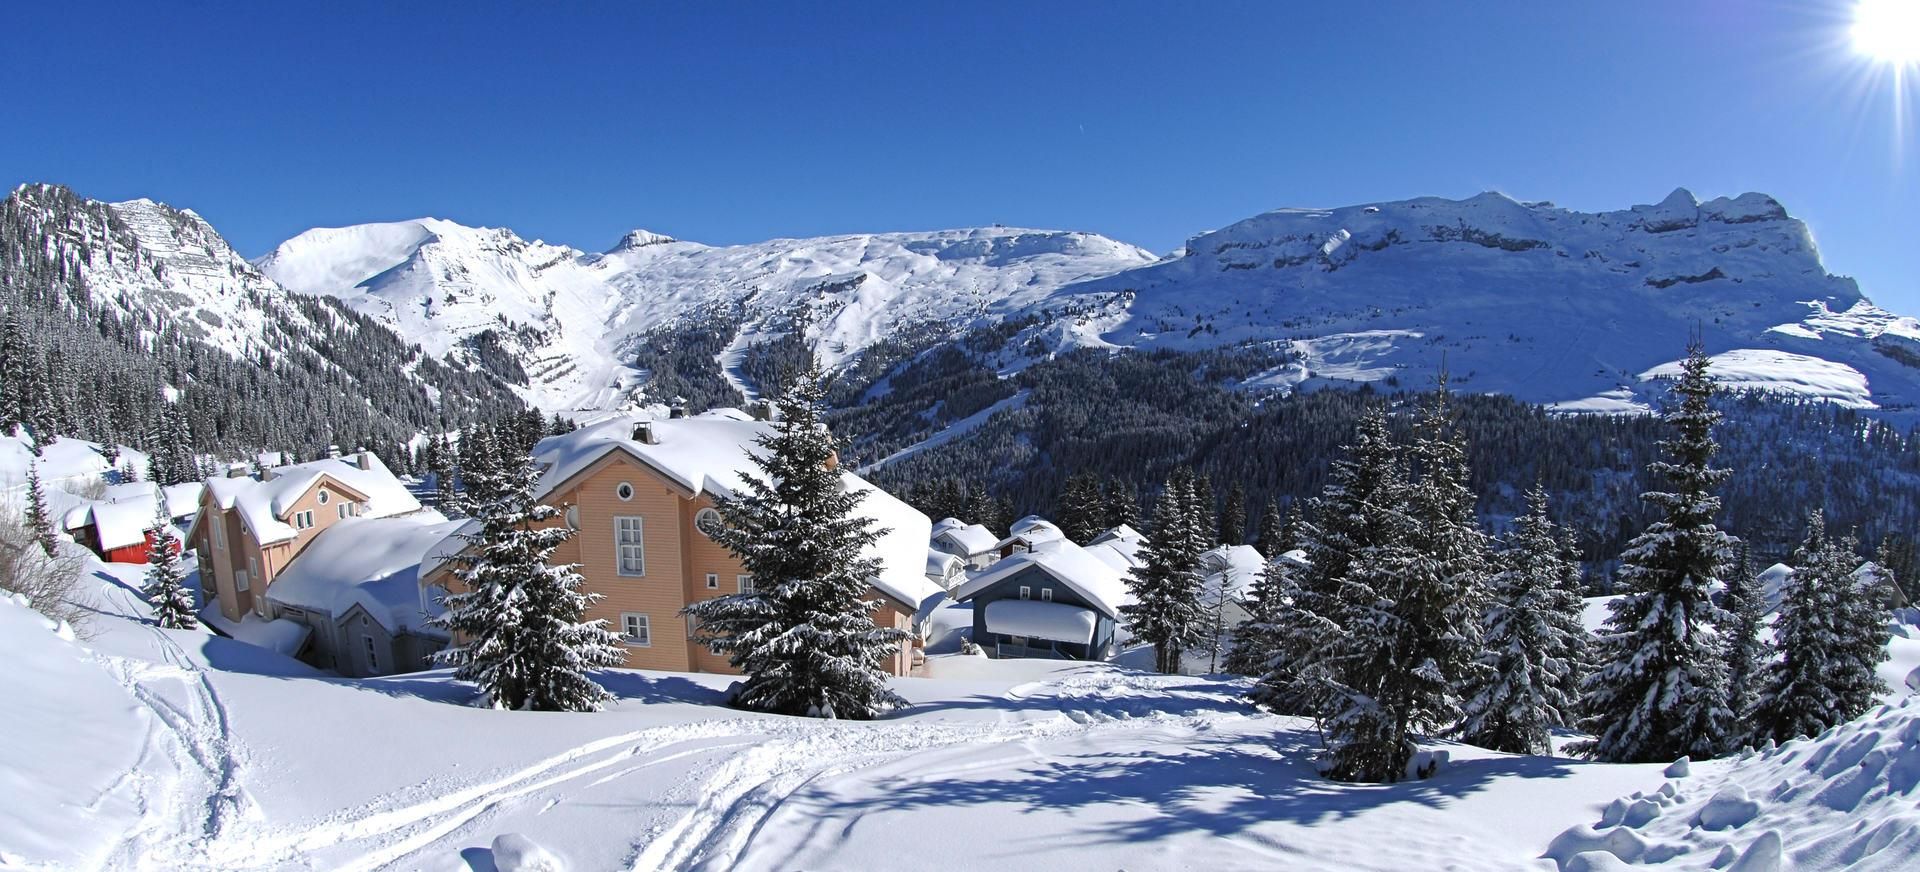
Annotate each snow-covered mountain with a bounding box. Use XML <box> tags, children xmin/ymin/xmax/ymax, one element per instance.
<box><xmin>259</xmin><ymin>188</ymin><xmax>1920</xmax><ymax>417</ymax></box>
<box><xmin>1042</xmin><ymin>188</ymin><xmax>1920</xmax><ymax>413</ymax></box>
<box><xmin>258</xmin><ymin>220</ymin><xmax>1159</xmax><ymax>412</ymax></box>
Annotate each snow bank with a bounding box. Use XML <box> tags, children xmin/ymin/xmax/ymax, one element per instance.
<box><xmin>1545</xmin><ymin>699</ymin><xmax>1920</xmax><ymax>871</ymax></box>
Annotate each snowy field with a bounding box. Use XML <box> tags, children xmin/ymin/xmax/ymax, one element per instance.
<box><xmin>6</xmin><ymin>559</ymin><xmax>1919</xmax><ymax>871</ymax></box>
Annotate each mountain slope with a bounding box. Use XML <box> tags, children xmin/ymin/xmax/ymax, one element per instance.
<box><xmin>0</xmin><ymin>184</ymin><xmax>524</xmax><ymax>458</ymax></box>
<box><xmin>1044</xmin><ymin>188</ymin><xmax>1920</xmax><ymax>413</ymax></box>
<box><xmin>259</xmin><ymin>221</ymin><xmax>1159</xmax><ymax>413</ymax></box>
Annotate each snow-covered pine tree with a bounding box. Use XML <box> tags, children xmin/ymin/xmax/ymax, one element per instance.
<box><xmin>24</xmin><ymin>460</ymin><xmax>58</xmax><ymax>557</ymax></box>
<box><xmin>1056</xmin><ymin>472</ymin><xmax>1107</xmax><ymax>544</ymax></box>
<box><xmin>1250</xmin><ymin>408</ymin><xmax>1404</xmax><ymax>719</ymax></box>
<box><xmin>1754</xmin><ymin>512</ymin><xmax>1888</xmax><ymax>743</ymax></box>
<box><xmin>1721</xmin><ymin>541</ymin><xmax>1767</xmax><ymax>730</ymax></box>
<box><xmin>1254</xmin><ymin>500</ymin><xmax>1286</xmax><ymax>556</ymax></box>
<box><xmin>432</xmin><ymin>445</ymin><xmax>623</xmax><ymax>711</ymax></box>
<box><xmin>1123</xmin><ymin>467</ymin><xmax>1208</xmax><ymax>674</ymax></box>
<box><xmin>144</xmin><ymin>498</ymin><xmax>195</xmax><ymax>629</ymax></box>
<box><xmin>1574</xmin><ymin>341</ymin><xmax>1737</xmax><ymax>762</ymax></box>
<box><xmin>1103</xmin><ymin>476</ymin><xmax>1140</xmax><ymax>531</ymax></box>
<box><xmin>457</xmin><ymin>425</ymin><xmax>505</xmax><ymax>511</ymax></box>
<box><xmin>1223</xmin><ymin>547</ymin><xmax>1299</xmax><ymax>676</ymax></box>
<box><xmin>1321</xmin><ymin>383</ymin><xmax>1487</xmax><ymax>782</ymax></box>
<box><xmin>682</xmin><ymin>367</ymin><xmax>909</xmax><ymax>719</ymax></box>
<box><xmin>1192</xmin><ymin>474</ymin><xmax>1217</xmax><ymax>547</ymax></box>
<box><xmin>1456</xmin><ymin>485</ymin><xmax>1587</xmax><ymax>755</ymax></box>
<box><xmin>1220</xmin><ymin>484</ymin><xmax>1247</xmax><ymax>547</ymax></box>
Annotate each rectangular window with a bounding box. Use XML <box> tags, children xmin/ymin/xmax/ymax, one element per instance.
<box><xmin>363</xmin><ymin>636</ymin><xmax>380</xmax><ymax>672</ymax></box>
<box><xmin>706</xmin><ymin>572</ymin><xmax>719</xmax><ymax>589</ymax></box>
<box><xmin>211</xmin><ymin>519</ymin><xmax>225</xmax><ymax>551</ymax></box>
<box><xmin>235</xmin><ymin>570</ymin><xmax>250</xmax><ymax>592</ymax></box>
<box><xmin>337</xmin><ymin>504</ymin><xmax>348</xmax><ymax>519</ymax></box>
<box><xmin>1019</xmin><ymin>586</ymin><xmax>1031</xmax><ymax>600</ymax></box>
<box><xmin>615</xmin><ymin>516</ymin><xmax>645</xmax><ymax>576</ymax></box>
<box><xmin>1041</xmin><ymin>588</ymin><xmax>1053</xmax><ymax>603</ymax></box>
<box><xmin>620</xmin><ymin>613</ymin><xmax>651</xmax><ymax>646</ymax></box>
<box><xmin>738</xmin><ymin>574</ymin><xmax>755</xmax><ymax>594</ymax></box>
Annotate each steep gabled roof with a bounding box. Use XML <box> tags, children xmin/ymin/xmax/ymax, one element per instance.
<box><xmin>951</xmin><ymin>539</ymin><xmax>1131</xmax><ymax>617</ymax></box>
<box><xmin>194</xmin><ymin>452</ymin><xmax>419</xmax><ymax>545</ymax></box>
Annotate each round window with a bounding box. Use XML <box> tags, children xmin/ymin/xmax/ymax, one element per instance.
<box><xmin>695</xmin><ymin>507</ymin><xmax>724</xmax><ymax>538</ymax></box>
<box><xmin>615</xmin><ymin>482</ymin><xmax>635</xmax><ymax>501</ymax></box>
<box><xmin>565</xmin><ymin>505</ymin><xmax>580</xmax><ymax>530</ymax></box>
<box><xmin>317</xmin><ymin>489</ymin><xmax>330</xmax><ymax>505</ymax></box>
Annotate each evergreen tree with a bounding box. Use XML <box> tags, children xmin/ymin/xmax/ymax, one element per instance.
<box><xmin>1456</xmin><ymin>486</ymin><xmax>1587</xmax><ymax>755</ymax></box>
<box><xmin>1102</xmin><ymin>476</ymin><xmax>1140</xmax><ymax>531</ymax></box>
<box><xmin>1722</xmin><ymin>541</ymin><xmax>1767</xmax><ymax>730</ymax></box>
<box><xmin>23</xmin><ymin>461</ymin><xmax>58</xmax><ymax>557</ymax></box>
<box><xmin>432</xmin><ymin>446</ymin><xmax>623</xmax><ymax>711</ymax></box>
<box><xmin>1220</xmin><ymin>483</ymin><xmax>1247</xmax><ymax>547</ymax></box>
<box><xmin>682</xmin><ymin>367</ymin><xmax>909</xmax><ymax>719</ymax></box>
<box><xmin>1056</xmin><ymin>472</ymin><xmax>1108</xmax><ymax>544</ymax></box>
<box><xmin>143</xmin><ymin>498</ymin><xmax>195</xmax><ymax>629</ymax></box>
<box><xmin>1876</xmin><ymin>533</ymin><xmax>1918</xmax><ymax>607</ymax></box>
<box><xmin>1575</xmin><ymin>341</ymin><xmax>1737</xmax><ymax>762</ymax></box>
<box><xmin>1223</xmin><ymin>549</ymin><xmax>1299</xmax><ymax>675</ymax></box>
<box><xmin>1320</xmin><ymin>385</ymin><xmax>1486</xmax><ymax>781</ymax></box>
<box><xmin>1254</xmin><ymin>500</ymin><xmax>1286</xmax><ymax>556</ymax></box>
<box><xmin>457</xmin><ymin>425</ymin><xmax>504</xmax><ymax>510</ymax></box>
<box><xmin>1754</xmin><ymin>512</ymin><xmax>1888</xmax><ymax>743</ymax></box>
<box><xmin>1122</xmin><ymin>468</ymin><xmax>1207</xmax><ymax>674</ymax></box>
<box><xmin>1192</xmin><ymin>474</ymin><xmax>1217</xmax><ymax>546</ymax></box>
<box><xmin>1251</xmin><ymin>409</ymin><xmax>1404</xmax><ymax>719</ymax></box>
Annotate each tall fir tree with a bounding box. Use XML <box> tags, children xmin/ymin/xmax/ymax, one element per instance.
<box><xmin>1102</xmin><ymin>476</ymin><xmax>1140</xmax><ymax>531</ymax></box>
<box><xmin>1456</xmin><ymin>486</ymin><xmax>1588</xmax><ymax>755</ymax></box>
<box><xmin>1122</xmin><ymin>468</ymin><xmax>1208</xmax><ymax>674</ymax></box>
<box><xmin>1056</xmin><ymin>472</ymin><xmax>1108</xmax><ymax>544</ymax></box>
<box><xmin>1754</xmin><ymin>512</ymin><xmax>1888</xmax><ymax>743</ymax></box>
<box><xmin>1192</xmin><ymin>474</ymin><xmax>1217</xmax><ymax>547</ymax></box>
<box><xmin>24</xmin><ymin>461</ymin><xmax>58</xmax><ymax>557</ymax></box>
<box><xmin>1254</xmin><ymin>500</ymin><xmax>1286</xmax><ymax>556</ymax></box>
<box><xmin>682</xmin><ymin>367</ymin><xmax>909</xmax><ymax>719</ymax></box>
<box><xmin>1219</xmin><ymin>483</ymin><xmax>1248</xmax><ymax>547</ymax></box>
<box><xmin>1251</xmin><ymin>408</ymin><xmax>1405</xmax><ymax>719</ymax></box>
<box><xmin>433</xmin><ymin>446</ymin><xmax>623</xmax><ymax>711</ymax></box>
<box><xmin>1721</xmin><ymin>541</ymin><xmax>1767</xmax><ymax>732</ymax></box>
<box><xmin>1320</xmin><ymin>385</ymin><xmax>1487</xmax><ymax>782</ymax></box>
<box><xmin>1575</xmin><ymin>341</ymin><xmax>1737</xmax><ymax>762</ymax></box>
<box><xmin>143</xmin><ymin>498</ymin><xmax>196</xmax><ymax>629</ymax></box>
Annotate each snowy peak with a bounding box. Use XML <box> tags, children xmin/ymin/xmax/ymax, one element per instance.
<box><xmin>608</xmin><ymin>228</ymin><xmax>678</xmax><ymax>252</ymax></box>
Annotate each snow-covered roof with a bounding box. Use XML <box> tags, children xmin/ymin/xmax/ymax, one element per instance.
<box><xmin>997</xmin><ymin>516</ymin><xmax>1065</xmax><ymax>550</ymax></box>
<box><xmin>1088</xmin><ymin>524</ymin><xmax>1144</xmax><ymax>545</ymax></box>
<box><xmin>1201</xmin><ymin>544</ymin><xmax>1267</xmax><ymax>598</ymax></box>
<box><xmin>983</xmin><ymin>598</ymin><xmax>1098</xmax><ymax>646</ymax></box>
<box><xmin>265</xmin><ymin>514</ymin><xmax>459</xmax><ymax>636</ymax></box>
<box><xmin>198</xmin><ymin>604</ymin><xmax>311</xmax><ymax>656</ymax></box>
<box><xmin>932</xmin><ymin>522</ymin><xmax>999</xmax><ymax>556</ymax></box>
<box><xmin>927</xmin><ymin>550</ymin><xmax>964</xmax><ymax>577</ymax></box>
<box><xmin>849</xmin><ymin>477</ymin><xmax>942</xmax><ymax>609</ymax></box>
<box><xmin>198</xmin><ymin>451</ymin><xmax>419</xmax><ymax>545</ymax></box>
<box><xmin>531</xmin><ymin>413</ymin><xmax>777</xmax><ymax>501</ymax></box>
<box><xmin>951</xmin><ymin>539</ymin><xmax>1132</xmax><ymax>617</ymax></box>
<box><xmin>60</xmin><ymin>482</ymin><xmax>202</xmax><ymax>550</ymax></box>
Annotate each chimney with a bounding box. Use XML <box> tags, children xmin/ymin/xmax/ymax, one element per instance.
<box><xmin>669</xmin><ymin>396</ymin><xmax>689</xmax><ymax>419</ymax></box>
<box><xmin>225</xmin><ymin>463</ymin><xmax>248</xmax><ymax>479</ymax></box>
<box><xmin>631</xmin><ymin>421</ymin><xmax>658</xmax><ymax>445</ymax></box>
<box><xmin>327</xmin><ymin>445</ymin><xmax>342</xmax><ymax>459</ymax></box>
<box><xmin>356</xmin><ymin>448</ymin><xmax>373</xmax><ymax>471</ymax></box>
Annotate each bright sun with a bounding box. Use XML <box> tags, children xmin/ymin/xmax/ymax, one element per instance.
<box><xmin>1854</xmin><ymin>0</ymin><xmax>1920</xmax><ymax>64</ymax></box>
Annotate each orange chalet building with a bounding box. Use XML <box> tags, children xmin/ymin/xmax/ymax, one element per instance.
<box><xmin>419</xmin><ymin>410</ymin><xmax>941</xmax><ymax>677</ymax></box>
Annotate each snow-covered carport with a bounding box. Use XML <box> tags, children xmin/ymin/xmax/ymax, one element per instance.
<box><xmin>984</xmin><ymin>599</ymin><xmax>1097</xmax><ymax>659</ymax></box>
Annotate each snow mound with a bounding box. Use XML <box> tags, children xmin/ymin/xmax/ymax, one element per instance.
<box><xmin>1545</xmin><ymin>700</ymin><xmax>1920</xmax><ymax>871</ymax></box>
<box><xmin>490</xmin><ymin>832</ymin><xmax>564</xmax><ymax>872</ymax></box>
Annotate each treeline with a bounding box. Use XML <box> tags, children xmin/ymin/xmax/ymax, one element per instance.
<box><xmin>0</xmin><ymin>184</ymin><xmax>526</xmax><ymax>469</ymax></box>
<box><xmin>853</xmin><ymin>344</ymin><xmax>1920</xmax><ymax>568</ymax></box>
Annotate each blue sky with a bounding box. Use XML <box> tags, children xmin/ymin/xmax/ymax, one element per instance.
<box><xmin>5</xmin><ymin>1</ymin><xmax>1918</xmax><ymax>308</ymax></box>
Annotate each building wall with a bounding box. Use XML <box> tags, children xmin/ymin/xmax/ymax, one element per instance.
<box><xmin>965</xmin><ymin>564</ymin><xmax>1114</xmax><ymax>661</ymax></box>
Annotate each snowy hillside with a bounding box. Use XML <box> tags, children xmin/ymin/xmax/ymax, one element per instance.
<box><xmin>260</xmin><ymin>220</ymin><xmax>1158</xmax><ymax>414</ymax></box>
<box><xmin>1047</xmin><ymin>188</ymin><xmax>1920</xmax><ymax>413</ymax></box>
<box><xmin>259</xmin><ymin>188</ymin><xmax>1920</xmax><ymax>418</ymax></box>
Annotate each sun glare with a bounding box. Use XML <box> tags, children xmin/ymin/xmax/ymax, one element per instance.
<box><xmin>1855</xmin><ymin>0</ymin><xmax>1920</xmax><ymax>64</ymax></box>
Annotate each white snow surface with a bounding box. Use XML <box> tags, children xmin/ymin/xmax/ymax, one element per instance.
<box><xmin>983</xmin><ymin>598</ymin><xmax>1100</xmax><ymax>645</ymax></box>
<box><xmin>11</xmin><ymin>558</ymin><xmax>1920</xmax><ymax>871</ymax></box>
